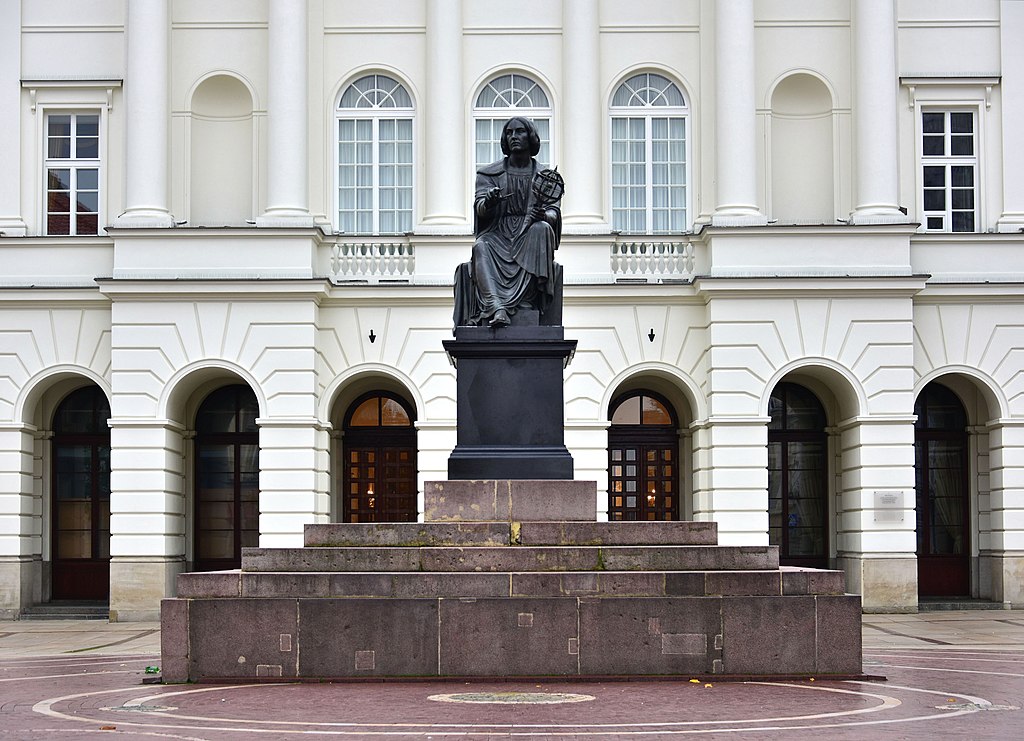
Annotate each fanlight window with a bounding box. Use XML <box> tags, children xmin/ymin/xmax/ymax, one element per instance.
<box><xmin>474</xmin><ymin>73</ymin><xmax>551</xmax><ymax>168</ymax></box>
<box><xmin>610</xmin><ymin>73</ymin><xmax>689</xmax><ymax>234</ymax></box>
<box><xmin>337</xmin><ymin>74</ymin><xmax>414</xmax><ymax>235</ymax></box>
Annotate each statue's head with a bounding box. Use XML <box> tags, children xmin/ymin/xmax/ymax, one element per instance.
<box><xmin>500</xmin><ymin>116</ymin><xmax>541</xmax><ymax>157</ymax></box>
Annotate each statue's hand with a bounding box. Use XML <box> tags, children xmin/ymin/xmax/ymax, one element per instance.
<box><xmin>530</xmin><ymin>204</ymin><xmax>549</xmax><ymax>222</ymax></box>
<box><xmin>484</xmin><ymin>187</ymin><xmax>501</xmax><ymax>207</ymax></box>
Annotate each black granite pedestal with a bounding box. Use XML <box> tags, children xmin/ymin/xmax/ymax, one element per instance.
<box><xmin>443</xmin><ymin>326</ymin><xmax>577</xmax><ymax>480</ymax></box>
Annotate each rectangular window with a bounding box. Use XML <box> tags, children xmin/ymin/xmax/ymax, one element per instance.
<box><xmin>921</xmin><ymin>110</ymin><xmax>976</xmax><ymax>233</ymax></box>
<box><xmin>611</xmin><ymin>116</ymin><xmax>687</xmax><ymax>234</ymax></box>
<box><xmin>338</xmin><ymin>117</ymin><xmax>413</xmax><ymax>235</ymax></box>
<box><xmin>44</xmin><ymin>113</ymin><xmax>100</xmax><ymax>236</ymax></box>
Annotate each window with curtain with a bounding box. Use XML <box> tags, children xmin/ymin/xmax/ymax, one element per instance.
<box><xmin>610</xmin><ymin>73</ymin><xmax>688</xmax><ymax>234</ymax></box>
<box><xmin>474</xmin><ymin>73</ymin><xmax>551</xmax><ymax>169</ymax></box>
<box><xmin>45</xmin><ymin>112</ymin><xmax>100</xmax><ymax>235</ymax></box>
<box><xmin>337</xmin><ymin>74</ymin><xmax>414</xmax><ymax>234</ymax></box>
<box><xmin>921</xmin><ymin>110</ymin><xmax>977</xmax><ymax>233</ymax></box>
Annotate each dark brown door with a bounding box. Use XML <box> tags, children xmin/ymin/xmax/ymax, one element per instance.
<box><xmin>194</xmin><ymin>385</ymin><xmax>259</xmax><ymax>572</ymax></box>
<box><xmin>915</xmin><ymin>383</ymin><xmax>970</xmax><ymax>597</ymax></box>
<box><xmin>768</xmin><ymin>383</ymin><xmax>829</xmax><ymax>568</ymax></box>
<box><xmin>51</xmin><ymin>386</ymin><xmax>110</xmax><ymax>600</ymax></box>
<box><xmin>608</xmin><ymin>392</ymin><xmax>679</xmax><ymax>520</ymax></box>
<box><xmin>342</xmin><ymin>393</ymin><xmax>417</xmax><ymax>522</ymax></box>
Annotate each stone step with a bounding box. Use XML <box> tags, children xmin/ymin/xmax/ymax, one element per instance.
<box><xmin>303</xmin><ymin>521</ymin><xmax>718</xmax><ymax>548</ymax></box>
<box><xmin>161</xmin><ymin>592</ymin><xmax>863</xmax><ymax>681</ymax></box>
<box><xmin>241</xmin><ymin>545</ymin><xmax>779</xmax><ymax>573</ymax></box>
<box><xmin>20</xmin><ymin>602</ymin><xmax>109</xmax><ymax>621</ymax></box>
<box><xmin>178</xmin><ymin>568</ymin><xmax>846</xmax><ymax>600</ymax></box>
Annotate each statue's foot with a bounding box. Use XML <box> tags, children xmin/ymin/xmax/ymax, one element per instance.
<box><xmin>489</xmin><ymin>309</ymin><xmax>511</xmax><ymax>327</ymax></box>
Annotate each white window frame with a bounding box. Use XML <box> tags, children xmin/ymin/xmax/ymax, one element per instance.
<box><xmin>920</xmin><ymin>109</ymin><xmax>979</xmax><ymax>233</ymax></box>
<box><xmin>335</xmin><ymin>74</ymin><xmax>415</xmax><ymax>236</ymax></box>
<box><xmin>609</xmin><ymin>72</ymin><xmax>691</xmax><ymax>235</ymax></box>
<box><xmin>472</xmin><ymin>73</ymin><xmax>554</xmax><ymax>170</ymax></box>
<box><xmin>25</xmin><ymin>81</ymin><xmax>116</xmax><ymax>238</ymax></box>
<box><xmin>904</xmin><ymin>78</ymin><xmax>995</xmax><ymax>234</ymax></box>
<box><xmin>43</xmin><ymin>111</ymin><xmax>101</xmax><ymax>236</ymax></box>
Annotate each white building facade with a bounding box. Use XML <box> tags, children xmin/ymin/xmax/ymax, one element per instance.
<box><xmin>2</xmin><ymin>0</ymin><xmax>1023</xmax><ymax>620</ymax></box>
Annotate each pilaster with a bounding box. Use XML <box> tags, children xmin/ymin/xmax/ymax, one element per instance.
<box><xmin>691</xmin><ymin>418</ymin><xmax>770</xmax><ymax>546</ymax></box>
<box><xmin>835</xmin><ymin>416</ymin><xmax>917</xmax><ymax>612</ymax></box>
<box><xmin>257</xmin><ymin>420</ymin><xmax>331</xmax><ymax>548</ymax></box>
<box><xmin>987</xmin><ymin>419</ymin><xmax>1024</xmax><ymax>606</ymax></box>
<box><xmin>0</xmin><ymin>424</ymin><xmax>40</xmax><ymax>616</ymax></box>
<box><xmin>107</xmin><ymin>419</ymin><xmax>185</xmax><ymax>621</ymax></box>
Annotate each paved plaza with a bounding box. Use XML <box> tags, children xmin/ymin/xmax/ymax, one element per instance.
<box><xmin>0</xmin><ymin>611</ymin><xmax>1022</xmax><ymax>739</ymax></box>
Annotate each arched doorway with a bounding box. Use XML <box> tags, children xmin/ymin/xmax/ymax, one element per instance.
<box><xmin>768</xmin><ymin>383</ymin><xmax>829</xmax><ymax>567</ymax></box>
<box><xmin>915</xmin><ymin>382</ymin><xmax>970</xmax><ymax>597</ymax></box>
<box><xmin>608</xmin><ymin>391</ymin><xmax>679</xmax><ymax>520</ymax></box>
<box><xmin>342</xmin><ymin>392</ymin><xmax>417</xmax><ymax>522</ymax></box>
<box><xmin>193</xmin><ymin>385</ymin><xmax>259</xmax><ymax>572</ymax></box>
<box><xmin>51</xmin><ymin>386</ymin><xmax>110</xmax><ymax>600</ymax></box>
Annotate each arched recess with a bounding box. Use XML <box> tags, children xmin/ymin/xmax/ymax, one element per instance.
<box><xmin>12</xmin><ymin>369</ymin><xmax>111</xmax><ymax>607</ymax></box>
<box><xmin>913</xmin><ymin>370</ymin><xmax>1002</xmax><ymax>601</ymax></box>
<box><xmin>605</xmin><ymin>371</ymin><xmax>696</xmax><ymax>521</ymax></box>
<box><xmin>50</xmin><ymin>385</ymin><xmax>111</xmax><ymax>600</ymax></box>
<box><xmin>188</xmin><ymin>73</ymin><xmax>254</xmax><ymax>225</ymax></box>
<box><xmin>159</xmin><ymin>363</ymin><xmax>266</xmax><ymax>573</ymax></box>
<box><xmin>763</xmin><ymin>361</ymin><xmax>863</xmax><ymax>571</ymax></box>
<box><xmin>328</xmin><ymin>375</ymin><xmax>419</xmax><ymax>523</ymax></box>
<box><xmin>768</xmin><ymin>72</ymin><xmax>835</xmax><ymax>224</ymax></box>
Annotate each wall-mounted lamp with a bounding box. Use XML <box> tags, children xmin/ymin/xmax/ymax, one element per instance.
<box><xmin>368</xmin><ymin>330</ymin><xmax>377</xmax><ymax>343</ymax></box>
<box><xmin>648</xmin><ymin>328</ymin><xmax>656</xmax><ymax>342</ymax></box>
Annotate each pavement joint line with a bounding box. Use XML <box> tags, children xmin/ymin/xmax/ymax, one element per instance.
<box><xmin>861</xmin><ymin>623</ymin><xmax>952</xmax><ymax>644</ymax></box>
<box><xmin>63</xmin><ymin>629</ymin><xmax>159</xmax><ymax>654</ymax></box>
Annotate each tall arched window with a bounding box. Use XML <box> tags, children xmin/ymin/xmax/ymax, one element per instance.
<box><xmin>193</xmin><ymin>385</ymin><xmax>259</xmax><ymax>572</ymax></box>
<box><xmin>608</xmin><ymin>391</ymin><xmax>679</xmax><ymax>520</ymax></box>
<box><xmin>336</xmin><ymin>74</ymin><xmax>414</xmax><ymax>234</ymax></box>
<box><xmin>51</xmin><ymin>386</ymin><xmax>110</xmax><ymax>600</ymax></box>
<box><xmin>342</xmin><ymin>392</ymin><xmax>417</xmax><ymax>522</ymax></box>
<box><xmin>610</xmin><ymin>72</ymin><xmax>689</xmax><ymax>233</ymax></box>
<box><xmin>474</xmin><ymin>73</ymin><xmax>551</xmax><ymax>169</ymax></box>
<box><xmin>915</xmin><ymin>382</ymin><xmax>970</xmax><ymax>597</ymax></box>
<box><xmin>768</xmin><ymin>383</ymin><xmax>828</xmax><ymax>567</ymax></box>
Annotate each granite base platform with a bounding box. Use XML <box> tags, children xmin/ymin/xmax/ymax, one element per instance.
<box><xmin>161</xmin><ymin>480</ymin><xmax>863</xmax><ymax>682</ymax></box>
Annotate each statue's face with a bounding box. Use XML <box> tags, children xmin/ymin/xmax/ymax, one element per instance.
<box><xmin>505</xmin><ymin>120</ymin><xmax>530</xmax><ymax>154</ymax></box>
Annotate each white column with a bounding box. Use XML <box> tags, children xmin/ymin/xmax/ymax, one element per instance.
<box><xmin>420</xmin><ymin>0</ymin><xmax>467</xmax><ymax>231</ymax></box>
<box><xmin>0</xmin><ymin>2</ymin><xmax>26</xmax><ymax>236</ymax></box>
<box><xmin>113</xmin><ymin>0</ymin><xmax>173</xmax><ymax>228</ymax></box>
<box><xmin>997</xmin><ymin>1</ymin><xmax>1024</xmax><ymax>232</ymax></box>
<box><xmin>257</xmin><ymin>0</ymin><xmax>315</xmax><ymax>227</ymax></box>
<box><xmin>561</xmin><ymin>0</ymin><xmax>607</xmax><ymax>230</ymax></box>
<box><xmin>711</xmin><ymin>0</ymin><xmax>766</xmax><ymax>226</ymax></box>
<box><xmin>849</xmin><ymin>0</ymin><xmax>907</xmax><ymax>224</ymax></box>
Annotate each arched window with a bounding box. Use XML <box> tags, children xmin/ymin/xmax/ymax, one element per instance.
<box><xmin>474</xmin><ymin>73</ymin><xmax>551</xmax><ymax>169</ymax></box>
<box><xmin>336</xmin><ymin>74</ymin><xmax>414</xmax><ymax>234</ymax></box>
<box><xmin>768</xmin><ymin>383</ymin><xmax>828</xmax><ymax>567</ymax></box>
<box><xmin>915</xmin><ymin>382</ymin><xmax>969</xmax><ymax>597</ymax></box>
<box><xmin>608</xmin><ymin>391</ymin><xmax>679</xmax><ymax>520</ymax></box>
<box><xmin>342</xmin><ymin>392</ymin><xmax>417</xmax><ymax>522</ymax></box>
<box><xmin>610</xmin><ymin>73</ymin><xmax>689</xmax><ymax>234</ymax></box>
<box><xmin>193</xmin><ymin>385</ymin><xmax>259</xmax><ymax>572</ymax></box>
<box><xmin>51</xmin><ymin>386</ymin><xmax>110</xmax><ymax>600</ymax></box>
